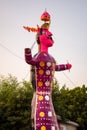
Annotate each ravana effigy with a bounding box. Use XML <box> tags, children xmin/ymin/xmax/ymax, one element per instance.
<box><xmin>24</xmin><ymin>10</ymin><xmax>72</xmax><ymax>130</ymax></box>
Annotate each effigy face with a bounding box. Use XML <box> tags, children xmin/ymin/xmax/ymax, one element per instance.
<box><xmin>38</xmin><ymin>28</ymin><xmax>54</xmax><ymax>52</ymax></box>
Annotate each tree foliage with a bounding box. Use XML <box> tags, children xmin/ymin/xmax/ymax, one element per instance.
<box><xmin>52</xmin><ymin>82</ymin><xmax>87</xmax><ymax>130</ymax></box>
<box><xmin>0</xmin><ymin>75</ymin><xmax>33</xmax><ymax>130</ymax></box>
<box><xmin>0</xmin><ymin>75</ymin><xmax>87</xmax><ymax>130</ymax></box>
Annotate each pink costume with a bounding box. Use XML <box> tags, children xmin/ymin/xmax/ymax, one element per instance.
<box><xmin>25</xmin><ymin>28</ymin><xmax>72</xmax><ymax>130</ymax></box>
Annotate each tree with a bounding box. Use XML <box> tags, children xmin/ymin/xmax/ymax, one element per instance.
<box><xmin>0</xmin><ymin>75</ymin><xmax>33</xmax><ymax>130</ymax></box>
<box><xmin>52</xmin><ymin>82</ymin><xmax>87</xmax><ymax>130</ymax></box>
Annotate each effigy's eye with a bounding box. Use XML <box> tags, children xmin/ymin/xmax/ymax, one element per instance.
<box><xmin>47</xmin><ymin>35</ymin><xmax>52</xmax><ymax>40</ymax></box>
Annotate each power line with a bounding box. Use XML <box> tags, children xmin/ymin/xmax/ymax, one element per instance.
<box><xmin>0</xmin><ymin>42</ymin><xmax>24</xmax><ymax>60</ymax></box>
<box><xmin>0</xmin><ymin>42</ymin><xmax>30</xmax><ymax>80</ymax></box>
<box><xmin>62</xmin><ymin>71</ymin><xmax>76</xmax><ymax>87</ymax></box>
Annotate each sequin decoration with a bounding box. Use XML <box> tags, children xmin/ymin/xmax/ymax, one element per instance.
<box><xmin>45</xmin><ymin>81</ymin><xmax>50</xmax><ymax>86</ymax></box>
<box><xmin>51</xmin><ymin>70</ymin><xmax>54</xmax><ymax>76</ymax></box>
<box><xmin>38</xmin><ymin>95</ymin><xmax>44</xmax><ymax>101</ymax></box>
<box><xmin>48</xmin><ymin>111</ymin><xmax>52</xmax><ymax>117</ymax></box>
<box><xmin>51</xmin><ymin>126</ymin><xmax>55</xmax><ymax>130</ymax></box>
<box><xmin>38</xmin><ymin>69</ymin><xmax>44</xmax><ymax>75</ymax></box>
<box><xmin>39</xmin><ymin>112</ymin><xmax>45</xmax><ymax>117</ymax></box>
<box><xmin>40</xmin><ymin>61</ymin><xmax>45</xmax><ymax>67</ymax></box>
<box><xmin>41</xmin><ymin>126</ymin><xmax>46</xmax><ymax>130</ymax></box>
<box><xmin>47</xmin><ymin>62</ymin><xmax>51</xmax><ymax>67</ymax></box>
<box><xmin>45</xmin><ymin>95</ymin><xmax>50</xmax><ymax>101</ymax></box>
<box><xmin>46</xmin><ymin>70</ymin><xmax>50</xmax><ymax>75</ymax></box>
<box><xmin>38</xmin><ymin>81</ymin><xmax>43</xmax><ymax>87</ymax></box>
<box><xmin>52</xmin><ymin>63</ymin><xmax>55</xmax><ymax>67</ymax></box>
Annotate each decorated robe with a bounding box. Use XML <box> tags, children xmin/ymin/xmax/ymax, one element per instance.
<box><xmin>25</xmin><ymin>28</ymin><xmax>72</xmax><ymax>130</ymax></box>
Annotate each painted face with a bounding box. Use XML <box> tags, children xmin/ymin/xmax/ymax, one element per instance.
<box><xmin>39</xmin><ymin>28</ymin><xmax>54</xmax><ymax>49</ymax></box>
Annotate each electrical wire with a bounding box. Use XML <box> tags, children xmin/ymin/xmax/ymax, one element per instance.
<box><xmin>0</xmin><ymin>42</ymin><xmax>35</xmax><ymax>81</ymax></box>
<box><xmin>0</xmin><ymin>42</ymin><xmax>23</xmax><ymax>60</ymax></box>
<box><xmin>62</xmin><ymin>71</ymin><xmax>76</xmax><ymax>86</ymax></box>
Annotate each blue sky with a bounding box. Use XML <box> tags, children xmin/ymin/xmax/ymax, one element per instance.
<box><xmin>0</xmin><ymin>0</ymin><xmax>87</xmax><ymax>88</ymax></box>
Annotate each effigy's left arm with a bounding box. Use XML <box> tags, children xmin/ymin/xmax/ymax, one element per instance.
<box><xmin>55</xmin><ymin>63</ymin><xmax>72</xmax><ymax>71</ymax></box>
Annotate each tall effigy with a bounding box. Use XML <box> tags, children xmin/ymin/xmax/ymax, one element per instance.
<box><xmin>24</xmin><ymin>11</ymin><xmax>72</xmax><ymax>130</ymax></box>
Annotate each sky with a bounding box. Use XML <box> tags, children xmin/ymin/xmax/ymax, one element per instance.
<box><xmin>0</xmin><ymin>0</ymin><xmax>87</xmax><ymax>89</ymax></box>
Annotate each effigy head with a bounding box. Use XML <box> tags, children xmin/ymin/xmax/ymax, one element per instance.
<box><xmin>41</xmin><ymin>11</ymin><xmax>50</xmax><ymax>22</ymax></box>
<box><xmin>38</xmin><ymin>28</ymin><xmax>54</xmax><ymax>52</ymax></box>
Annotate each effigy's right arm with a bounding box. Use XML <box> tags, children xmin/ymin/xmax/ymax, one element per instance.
<box><xmin>24</xmin><ymin>48</ymin><xmax>36</xmax><ymax>65</ymax></box>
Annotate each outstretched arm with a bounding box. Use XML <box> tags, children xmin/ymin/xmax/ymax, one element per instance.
<box><xmin>55</xmin><ymin>63</ymin><xmax>72</xmax><ymax>71</ymax></box>
<box><xmin>25</xmin><ymin>48</ymin><xmax>36</xmax><ymax>65</ymax></box>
